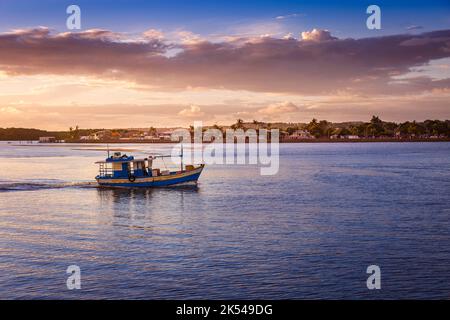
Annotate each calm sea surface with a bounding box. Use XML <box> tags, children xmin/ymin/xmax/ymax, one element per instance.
<box><xmin>0</xmin><ymin>142</ymin><xmax>449</xmax><ymax>299</ymax></box>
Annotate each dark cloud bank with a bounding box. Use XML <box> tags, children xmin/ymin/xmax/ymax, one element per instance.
<box><xmin>0</xmin><ymin>27</ymin><xmax>449</xmax><ymax>95</ymax></box>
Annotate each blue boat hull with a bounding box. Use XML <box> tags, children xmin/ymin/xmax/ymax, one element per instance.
<box><xmin>96</xmin><ymin>165</ymin><xmax>204</xmax><ymax>188</ymax></box>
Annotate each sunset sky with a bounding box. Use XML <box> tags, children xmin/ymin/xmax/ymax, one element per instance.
<box><xmin>0</xmin><ymin>0</ymin><xmax>449</xmax><ymax>130</ymax></box>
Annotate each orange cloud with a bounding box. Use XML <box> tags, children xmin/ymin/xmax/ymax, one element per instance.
<box><xmin>301</xmin><ymin>29</ymin><xmax>336</xmax><ymax>41</ymax></box>
<box><xmin>258</xmin><ymin>102</ymin><xmax>299</xmax><ymax>115</ymax></box>
<box><xmin>178</xmin><ymin>105</ymin><xmax>205</xmax><ymax>117</ymax></box>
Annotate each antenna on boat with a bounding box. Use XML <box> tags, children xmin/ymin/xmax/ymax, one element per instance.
<box><xmin>180</xmin><ymin>143</ymin><xmax>184</xmax><ymax>171</ymax></box>
<box><xmin>107</xmin><ymin>143</ymin><xmax>110</xmax><ymax>158</ymax></box>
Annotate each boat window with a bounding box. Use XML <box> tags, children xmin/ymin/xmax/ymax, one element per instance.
<box><xmin>134</xmin><ymin>162</ymin><xmax>145</xmax><ymax>170</ymax></box>
<box><xmin>112</xmin><ymin>162</ymin><xmax>122</xmax><ymax>171</ymax></box>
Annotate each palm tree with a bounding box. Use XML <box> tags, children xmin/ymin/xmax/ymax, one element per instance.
<box><xmin>367</xmin><ymin>116</ymin><xmax>383</xmax><ymax>137</ymax></box>
<box><xmin>148</xmin><ymin>126</ymin><xmax>157</xmax><ymax>136</ymax></box>
<box><xmin>72</xmin><ymin>125</ymin><xmax>80</xmax><ymax>140</ymax></box>
<box><xmin>306</xmin><ymin>119</ymin><xmax>321</xmax><ymax>138</ymax></box>
<box><xmin>370</xmin><ymin>115</ymin><xmax>382</xmax><ymax>125</ymax></box>
<box><xmin>236</xmin><ymin>119</ymin><xmax>244</xmax><ymax>129</ymax></box>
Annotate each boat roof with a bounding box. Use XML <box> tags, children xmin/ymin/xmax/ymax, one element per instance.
<box><xmin>95</xmin><ymin>158</ymin><xmax>149</xmax><ymax>164</ymax></box>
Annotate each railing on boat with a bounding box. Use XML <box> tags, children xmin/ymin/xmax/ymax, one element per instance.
<box><xmin>98</xmin><ymin>163</ymin><xmax>114</xmax><ymax>177</ymax></box>
<box><xmin>97</xmin><ymin>163</ymin><xmax>143</xmax><ymax>178</ymax></box>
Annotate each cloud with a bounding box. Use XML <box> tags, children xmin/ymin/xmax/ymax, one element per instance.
<box><xmin>301</xmin><ymin>29</ymin><xmax>337</xmax><ymax>41</ymax></box>
<box><xmin>9</xmin><ymin>26</ymin><xmax>50</xmax><ymax>37</ymax></box>
<box><xmin>227</xmin><ymin>21</ymin><xmax>286</xmax><ymax>38</ymax></box>
<box><xmin>143</xmin><ymin>29</ymin><xmax>164</xmax><ymax>40</ymax></box>
<box><xmin>0</xmin><ymin>103</ymin><xmax>251</xmax><ymax>129</ymax></box>
<box><xmin>178</xmin><ymin>105</ymin><xmax>205</xmax><ymax>117</ymax></box>
<box><xmin>2</xmin><ymin>89</ymin><xmax>449</xmax><ymax>130</ymax></box>
<box><xmin>282</xmin><ymin>33</ymin><xmax>295</xmax><ymax>40</ymax></box>
<box><xmin>165</xmin><ymin>29</ymin><xmax>205</xmax><ymax>44</ymax></box>
<box><xmin>406</xmin><ymin>25</ymin><xmax>424</xmax><ymax>31</ymax></box>
<box><xmin>0</xmin><ymin>27</ymin><xmax>449</xmax><ymax>96</ymax></box>
<box><xmin>258</xmin><ymin>101</ymin><xmax>299</xmax><ymax>115</ymax></box>
<box><xmin>57</xmin><ymin>28</ymin><xmax>123</xmax><ymax>41</ymax></box>
<box><xmin>275</xmin><ymin>13</ymin><xmax>304</xmax><ymax>20</ymax></box>
<box><xmin>0</xmin><ymin>106</ymin><xmax>22</xmax><ymax>114</ymax></box>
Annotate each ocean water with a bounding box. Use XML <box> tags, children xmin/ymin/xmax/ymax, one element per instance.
<box><xmin>0</xmin><ymin>141</ymin><xmax>449</xmax><ymax>299</ymax></box>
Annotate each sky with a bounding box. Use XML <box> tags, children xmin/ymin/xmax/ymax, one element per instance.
<box><xmin>0</xmin><ymin>0</ymin><xmax>449</xmax><ymax>130</ymax></box>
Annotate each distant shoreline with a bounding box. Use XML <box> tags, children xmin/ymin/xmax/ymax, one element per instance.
<box><xmin>2</xmin><ymin>118</ymin><xmax>449</xmax><ymax>143</ymax></box>
<box><xmin>4</xmin><ymin>138</ymin><xmax>450</xmax><ymax>144</ymax></box>
<box><xmin>281</xmin><ymin>138</ymin><xmax>450</xmax><ymax>143</ymax></box>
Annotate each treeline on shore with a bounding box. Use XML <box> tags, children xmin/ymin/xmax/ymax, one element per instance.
<box><xmin>1</xmin><ymin>116</ymin><xmax>450</xmax><ymax>141</ymax></box>
<box><xmin>213</xmin><ymin>116</ymin><xmax>450</xmax><ymax>139</ymax></box>
<box><xmin>285</xmin><ymin>116</ymin><xmax>450</xmax><ymax>139</ymax></box>
<box><xmin>0</xmin><ymin>126</ymin><xmax>98</xmax><ymax>141</ymax></box>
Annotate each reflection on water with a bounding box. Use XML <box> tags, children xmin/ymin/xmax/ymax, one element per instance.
<box><xmin>97</xmin><ymin>185</ymin><xmax>199</xmax><ymax>202</ymax></box>
<box><xmin>0</xmin><ymin>142</ymin><xmax>450</xmax><ymax>299</ymax></box>
<box><xmin>96</xmin><ymin>186</ymin><xmax>200</xmax><ymax>229</ymax></box>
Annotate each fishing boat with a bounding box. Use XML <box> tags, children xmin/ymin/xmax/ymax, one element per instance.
<box><xmin>95</xmin><ymin>149</ymin><xmax>204</xmax><ymax>188</ymax></box>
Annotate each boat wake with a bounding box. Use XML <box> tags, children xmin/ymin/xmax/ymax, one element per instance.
<box><xmin>0</xmin><ymin>181</ymin><xmax>98</xmax><ymax>192</ymax></box>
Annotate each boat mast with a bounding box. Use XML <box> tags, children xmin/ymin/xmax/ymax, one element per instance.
<box><xmin>180</xmin><ymin>143</ymin><xmax>183</xmax><ymax>171</ymax></box>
